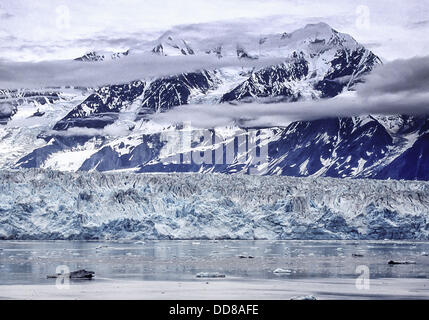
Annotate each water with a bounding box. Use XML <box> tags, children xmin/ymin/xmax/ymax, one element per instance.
<box><xmin>1</xmin><ymin>240</ymin><xmax>428</xmax><ymax>286</ymax></box>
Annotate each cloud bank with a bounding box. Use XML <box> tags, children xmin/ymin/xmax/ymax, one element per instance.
<box><xmin>357</xmin><ymin>56</ymin><xmax>429</xmax><ymax>96</ymax></box>
<box><xmin>0</xmin><ymin>54</ymin><xmax>284</xmax><ymax>89</ymax></box>
<box><xmin>150</xmin><ymin>56</ymin><xmax>429</xmax><ymax>128</ymax></box>
<box><xmin>2</xmin><ymin>53</ymin><xmax>428</xmax><ymax>134</ymax></box>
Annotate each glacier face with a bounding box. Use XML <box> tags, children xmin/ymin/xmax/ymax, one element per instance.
<box><xmin>1</xmin><ymin>169</ymin><xmax>428</xmax><ymax>240</ymax></box>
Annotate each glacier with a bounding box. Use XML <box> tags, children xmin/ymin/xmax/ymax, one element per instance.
<box><xmin>0</xmin><ymin>169</ymin><xmax>428</xmax><ymax>240</ymax></box>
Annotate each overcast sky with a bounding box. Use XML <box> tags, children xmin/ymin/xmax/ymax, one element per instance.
<box><xmin>1</xmin><ymin>0</ymin><xmax>428</xmax><ymax>62</ymax></box>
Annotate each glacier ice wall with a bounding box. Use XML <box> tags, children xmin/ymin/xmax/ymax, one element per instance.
<box><xmin>0</xmin><ymin>169</ymin><xmax>429</xmax><ymax>240</ymax></box>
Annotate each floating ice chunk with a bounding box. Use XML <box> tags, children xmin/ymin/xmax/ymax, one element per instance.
<box><xmin>388</xmin><ymin>260</ymin><xmax>416</xmax><ymax>265</ymax></box>
<box><xmin>273</xmin><ymin>268</ymin><xmax>293</xmax><ymax>274</ymax></box>
<box><xmin>420</xmin><ymin>252</ymin><xmax>429</xmax><ymax>256</ymax></box>
<box><xmin>47</xmin><ymin>269</ymin><xmax>95</xmax><ymax>279</ymax></box>
<box><xmin>196</xmin><ymin>272</ymin><xmax>226</xmax><ymax>278</ymax></box>
<box><xmin>291</xmin><ymin>295</ymin><xmax>317</xmax><ymax>300</ymax></box>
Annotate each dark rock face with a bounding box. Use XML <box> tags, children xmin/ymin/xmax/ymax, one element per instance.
<box><xmin>376</xmin><ymin>133</ymin><xmax>429</xmax><ymax>181</ymax></box>
<box><xmin>221</xmin><ymin>47</ymin><xmax>381</xmax><ymax>103</ymax></box>
<box><xmin>265</xmin><ymin>116</ymin><xmax>394</xmax><ymax>178</ymax></box>
<box><xmin>117</xmin><ymin>113</ymin><xmax>426</xmax><ymax>181</ymax></box>
<box><xmin>47</xmin><ymin>269</ymin><xmax>95</xmax><ymax>279</ymax></box>
<box><xmin>79</xmin><ymin>134</ymin><xmax>164</xmax><ymax>172</ymax></box>
<box><xmin>136</xmin><ymin>71</ymin><xmax>215</xmax><ymax>118</ymax></box>
<box><xmin>314</xmin><ymin>47</ymin><xmax>381</xmax><ymax>98</ymax></box>
<box><xmin>17</xmin><ymin>136</ymin><xmax>93</xmax><ymax>169</ymax></box>
<box><xmin>52</xmin><ymin>70</ymin><xmax>215</xmax><ymax>132</ymax></box>
<box><xmin>53</xmin><ymin>81</ymin><xmax>145</xmax><ymax>130</ymax></box>
<box><xmin>221</xmin><ymin>54</ymin><xmax>309</xmax><ymax>102</ymax></box>
<box><xmin>74</xmin><ymin>50</ymin><xmax>129</xmax><ymax>62</ymax></box>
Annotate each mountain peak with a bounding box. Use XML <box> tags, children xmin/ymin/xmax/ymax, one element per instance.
<box><xmin>287</xmin><ymin>22</ymin><xmax>358</xmax><ymax>52</ymax></box>
<box><xmin>303</xmin><ymin>22</ymin><xmax>333</xmax><ymax>30</ymax></box>
<box><xmin>74</xmin><ymin>22</ymin><xmax>363</xmax><ymax>61</ymax></box>
<box><xmin>295</xmin><ymin>22</ymin><xmax>341</xmax><ymax>41</ymax></box>
<box><xmin>74</xmin><ymin>50</ymin><xmax>129</xmax><ymax>62</ymax></box>
<box><xmin>151</xmin><ymin>31</ymin><xmax>196</xmax><ymax>56</ymax></box>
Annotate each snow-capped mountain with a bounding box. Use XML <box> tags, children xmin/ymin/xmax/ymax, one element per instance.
<box><xmin>151</xmin><ymin>32</ymin><xmax>196</xmax><ymax>56</ymax></box>
<box><xmin>1</xmin><ymin>23</ymin><xmax>428</xmax><ymax>181</ymax></box>
<box><xmin>147</xmin><ymin>22</ymin><xmax>366</xmax><ymax>59</ymax></box>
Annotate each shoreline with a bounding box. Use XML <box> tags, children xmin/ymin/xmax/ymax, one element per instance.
<box><xmin>1</xmin><ymin>277</ymin><xmax>429</xmax><ymax>300</ymax></box>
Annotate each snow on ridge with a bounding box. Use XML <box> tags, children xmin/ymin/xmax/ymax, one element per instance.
<box><xmin>0</xmin><ymin>169</ymin><xmax>428</xmax><ymax>240</ymax></box>
<box><xmin>80</xmin><ymin>22</ymin><xmax>361</xmax><ymax>61</ymax></box>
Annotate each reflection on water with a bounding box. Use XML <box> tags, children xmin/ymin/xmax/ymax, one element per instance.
<box><xmin>0</xmin><ymin>240</ymin><xmax>428</xmax><ymax>285</ymax></box>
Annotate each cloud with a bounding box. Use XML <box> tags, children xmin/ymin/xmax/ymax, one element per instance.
<box><xmin>408</xmin><ymin>20</ymin><xmax>429</xmax><ymax>29</ymax></box>
<box><xmin>3</xmin><ymin>51</ymin><xmax>429</xmax><ymax>134</ymax></box>
<box><xmin>149</xmin><ymin>56</ymin><xmax>429</xmax><ymax>128</ymax></box>
<box><xmin>150</xmin><ymin>92</ymin><xmax>429</xmax><ymax>129</ymax></box>
<box><xmin>356</xmin><ymin>56</ymin><xmax>429</xmax><ymax>96</ymax></box>
<box><xmin>0</xmin><ymin>53</ymin><xmax>285</xmax><ymax>89</ymax></box>
<box><xmin>1</xmin><ymin>0</ymin><xmax>429</xmax><ymax>61</ymax></box>
<box><xmin>45</xmin><ymin>122</ymin><xmax>132</xmax><ymax>138</ymax></box>
<box><xmin>34</xmin><ymin>54</ymin><xmax>429</xmax><ymax>138</ymax></box>
<box><xmin>0</xmin><ymin>12</ymin><xmax>13</xmax><ymax>19</ymax></box>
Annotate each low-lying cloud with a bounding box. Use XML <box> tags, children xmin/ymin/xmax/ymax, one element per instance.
<box><xmin>357</xmin><ymin>56</ymin><xmax>429</xmax><ymax>96</ymax></box>
<box><xmin>46</xmin><ymin>123</ymin><xmax>133</xmax><ymax>138</ymax></box>
<box><xmin>2</xmin><ymin>54</ymin><xmax>429</xmax><ymax>132</ymax></box>
<box><xmin>150</xmin><ymin>92</ymin><xmax>429</xmax><ymax>129</ymax></box>
<box><xmin>150</xmin><ymin>56</ymin><xmax>429</xmax><ymax>128</ymax></box>
<box><xmin>0</xmin><ymin>54</ymin><xmax>284</xmax><ymax>89</ymax></box>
